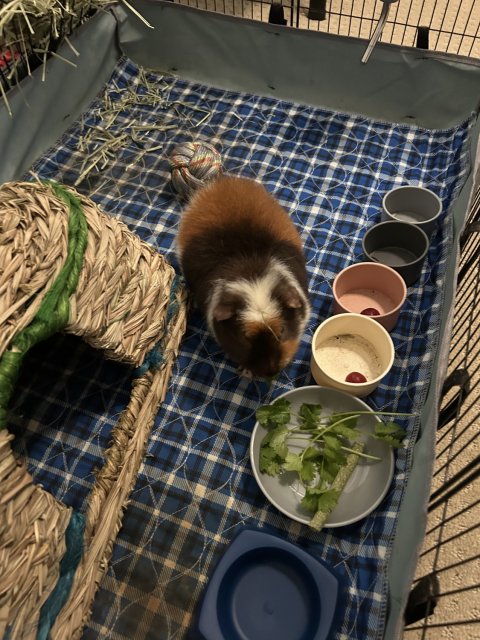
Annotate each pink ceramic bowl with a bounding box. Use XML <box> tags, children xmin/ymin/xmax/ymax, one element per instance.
<box><xmin>332</xmin><ymin>262</ymin><xmax>407</xmax><ymax>332</ymax></box>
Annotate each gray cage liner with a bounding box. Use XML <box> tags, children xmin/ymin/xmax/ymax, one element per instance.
<box><xmin>1</xmin><ymin>3</ymin><xmax>479</xmax><ymax>638</ymax></box>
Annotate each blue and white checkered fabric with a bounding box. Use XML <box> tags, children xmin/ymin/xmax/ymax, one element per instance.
<box><xmin>9</xmin><ymin>57</ymin><xmax>474</xmax><ymax>639</ymax></box>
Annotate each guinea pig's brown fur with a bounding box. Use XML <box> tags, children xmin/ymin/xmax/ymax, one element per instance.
<box><xmin>177</xmin><ymin>175</ymin><xmax>310</xmax><ymax>378</ymax></box>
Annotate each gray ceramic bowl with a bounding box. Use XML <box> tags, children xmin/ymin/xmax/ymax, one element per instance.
<box><xmin>250</xmin><ymin>386</ymin><xmax>394</xmax><ymax>527</ymax></box>
<box><xmin>382</xmin><ymin>185</ymin><xmax>442</xmax><ymax>238</ymax></box>
<box><xmin>362</xmin><ymin>220</ymin><xmax>430</xmax><ymax>286</ymax></box>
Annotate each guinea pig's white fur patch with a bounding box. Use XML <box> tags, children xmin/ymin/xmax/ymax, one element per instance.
<box><xmin>207</xmin><ymin>258</ymin><xmax>310</xmax><ymax>336</ymax></box>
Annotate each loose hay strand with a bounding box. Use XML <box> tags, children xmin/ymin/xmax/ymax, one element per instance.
<box><xmin>119</xmin><ymin>0</ymin><xmax>153</xmax><ymax>29</ymax></box>
<box><xmin>72</xmin><ymin>68</ymin><xmax>215</xmax><ymax>186</ymax></box>
<box><xmin>0</xmin><ymin>81</ymin><xmax>12</xmax><ymax>117</ymax></box>
<box><xmin>0</xmin><ymin>0</ymin><xmax>153</xmax><ymax>115</ymax></box>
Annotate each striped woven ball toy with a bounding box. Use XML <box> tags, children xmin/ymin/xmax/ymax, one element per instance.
<box><xmin>169</xmin><ymin>141</ymin><xmax>222</xmax><ymax>198</ymax></box>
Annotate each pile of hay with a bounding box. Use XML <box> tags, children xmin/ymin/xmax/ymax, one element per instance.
<box><xmin>0</xmin><ymin>0</ymin><xmax>94</xmax><ymax>60</ymax></box>
<box><xmin>0</xmin><ymin>0</ymin><xmax>149</xmax><ymax>112</ymax></box>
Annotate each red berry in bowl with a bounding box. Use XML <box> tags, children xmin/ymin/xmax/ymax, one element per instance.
<box><xmin>345</xmin><ymin>371</ymin><xmax>367</xmax><ymax>383</ymax></box>
<box><xmin>361</xmin><ymin>307</ymin><xmax>380</xmax><ymax>316</ymax></box>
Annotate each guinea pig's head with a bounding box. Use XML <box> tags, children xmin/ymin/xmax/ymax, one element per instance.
<box><xmin>207</xmin><ymin>274</ymin><xmax>310</xmax><ymax>379</ymax></box>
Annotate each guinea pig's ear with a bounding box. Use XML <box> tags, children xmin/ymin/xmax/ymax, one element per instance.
<box><xmin>277</xmin><ymin>283</ymin><xmax>303</xmax><ymax>309</ymax></box>
<box><xmin>212</xmin><ymin>303</ymin><xmax>235</xmax><ymax>322</ymax></box>
<box><xmin>212</xmin><ymin>292</ymin><xmax>241</xmax><ymax>322</ymax></box>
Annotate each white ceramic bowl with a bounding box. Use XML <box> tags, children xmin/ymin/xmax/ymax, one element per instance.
<box><xmin>310</xmin><ymin>313</ymin><xmax>395</xmax><ymax>397</ymax></box>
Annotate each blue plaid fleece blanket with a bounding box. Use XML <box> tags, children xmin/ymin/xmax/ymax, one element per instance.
<box><xmin>9</xmin><ymin>57</ymin><xmax>474</xmax><ymax>639</ymax></box>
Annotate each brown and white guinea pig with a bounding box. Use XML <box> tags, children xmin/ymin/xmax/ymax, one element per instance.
<box><xmin>176</xmin><ymin>175</ymin><xmax>311</xmax><ymax>379</ymax></box>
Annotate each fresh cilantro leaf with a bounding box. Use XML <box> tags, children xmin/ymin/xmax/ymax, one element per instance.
<box><xmin>373</xmin><ymin>421</ymin><xmax>405</xmax><ymax>448</ymax></box>
<box><xmin>323</xmin><ymin>434</ymin><xmax>342</xmax><ymax>451</ymax></box>
<box><xmin>298</xmin><ymin>403</ymin><xmax>322</xmax><ymax>430</ymax></box>
<box><xmin>300</xmin><ymin>490</ymin><xmax>320</xmax><ymax>513</ymax></box>
<box><xmin>263</xmin><ymin>425</ymin><xmax>289</xmax><ymax>457</ymax></box>
<box><xmin>299</xmin><ymin>460</ymin><xmax>316</xmax><ymax>484</ymax></box>
<box><xmin>256</xmin><ymin>399</ymin><xmax>403</xmax><ymax>530</ymax></box>
<box><xmin>302</xmin><ymin>484</ymin><xmax>326</xmax><ymax>495</ymax></box>
<box><xmin>256</xmin><ymin>398</ymin><xmax>291</xmax><ymax>429</ymax></box>
<box><xmin>259</xmin><ymin>427</ymin><xmax>289</xmax><ymax>476</ymax></box>
<box><xmin>283</xmin><ymin>452</ymin><xmax>303</xmax><ymax>472</ymax></box>
<box><xmin>302</xmin><ymin>446</ymin><xmax>323</xmax><ymax>462</ymax></box>
<box><xmin>316</xmin><ymin>489</ymin><xmax>341</xmax><ymax>512</ymax></box>
<box><xmin>330</xmin><ymin>420</ymin><xmax>360</xmax><ymax>440</ymax></box>
<box><xmin>301</xmin><ymin>486</ymin><xmax>340</xmax><ymax>515</ymax></box>
<box><xmin>325</xmin><ymin>457</ymin><xmax>341</xmax><ymax>475</ymax></box>
<box><xmin>323</xmin><ymin>446</ymin><xmax>346</xmax><ymax>465</ymax></box>
<box><xmin>317</xmin><ymin>458</ymin><xmax>341</xmax><ymax>484</ymax></box>
<box><xmin>317</xmin><ymin>467</ymin><xmax>335</xmax><ymax>485</ymax></box>
<box><xmin>259</xmin><ymin>447</ymin><xmax>283</xmax><ymax>476</ymax></box>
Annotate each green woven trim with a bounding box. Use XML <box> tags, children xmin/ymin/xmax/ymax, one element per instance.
<box><xmin>0</xmin><ymin>182</ymin><xmax>88</xmax><ymax>429</ymax></box>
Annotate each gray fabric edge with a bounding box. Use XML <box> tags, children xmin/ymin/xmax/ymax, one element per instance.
<box><xmin>0</xmin><ymin>10</ymin><xmax>121</xmax><ymax>182</ymax></box>
<box><xmin>385</xmin><ymin>116</ymin><xmax>480</xmax><ymax>639</ymax></box>
<box><xmin>115</xmin><ymin>0</ymin><xmax>480</xmax><ymax>129</ymax></box>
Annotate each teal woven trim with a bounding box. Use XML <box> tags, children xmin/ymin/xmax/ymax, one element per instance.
<box><xmin>134</xmin><ymin>273</ymin><xmax>184</xmax><ymax>376</ymax></box>
<box><xmin>0</xmin><ymin>182</ymin><xmax>88</xmax><ymax>429</ymax></box>
<box><xmin>36</xmin><ymin>511</ymin><xmax>86</xmax><ymax>640</ymax></box>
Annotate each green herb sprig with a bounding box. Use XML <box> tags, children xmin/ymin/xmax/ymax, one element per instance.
<box><xmin>256</xmin><ymin>398</ymin><xmax>409</xmax><ymax>531</ymax></box>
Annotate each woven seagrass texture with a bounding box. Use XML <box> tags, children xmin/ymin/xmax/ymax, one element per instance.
<box><xmin>0</xmin><ymin>429</ymin><xmax>72</xmax><ymax>640</ymax></box>
<box><xmin>0</xmin><ymin>179</ymin><xmax>188</xmax><ymax>638</ymax></box>
<box><xmin>0</xmin><ymin>180</ymin><xmax>179</xmax><ymax>367</ymax></box>
<box><xmin>0</xmin><ymin>181</ymin><xmax>69</xmax><ymax>357</ymax></box>
<box><xmin>51</xmin><ymin>298</ymin><xmax>188</xmax><ymax>638</ymax></box>
<box><xmin>70</xmin><ymin>189</ymin><xmax>180</xmax><ymax>365</ymax></box>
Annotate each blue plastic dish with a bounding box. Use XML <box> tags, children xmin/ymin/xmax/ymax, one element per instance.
<box><xmin>195</xmin><ymin>528</ymin><xmax>339</xmax><ymax>640</ymax></box>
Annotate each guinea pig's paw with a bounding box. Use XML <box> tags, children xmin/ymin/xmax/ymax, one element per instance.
<box><xmin>237</xmin><ymin>366</ymin><xmax>254</xmax><ymax>380</ymax></box>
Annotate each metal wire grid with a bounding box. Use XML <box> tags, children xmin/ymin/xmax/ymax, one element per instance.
<box><xmin>403</xmin><ymin>187</ymin><xmax>480</xmax><ymax>638</ymax></box>
<box><xmin>296</xmin><ymin>0</ymin><xmax>480</xmax><ymax>57</ymax></box>
<box><xmin>176</xmin><ymin>0</ymin><xmax>480</xmax><ymax>58</ymax></box>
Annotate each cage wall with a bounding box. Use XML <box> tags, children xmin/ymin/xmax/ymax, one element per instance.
<box><xmin>175</xmin><ymin>0</ymin><xmax>480</xmax><ymax>57</ymax></box>
<box><xmin>403</xmin><ymin>185</ymin><xmax>480</xmax><ymax>638</ymax></box>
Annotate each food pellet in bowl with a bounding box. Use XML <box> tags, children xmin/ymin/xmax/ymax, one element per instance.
<box><xmin>361</xmin><ymin>307</ymin><xmax>380</xmax><ymax>316</ymax></box>
<box><xmin>345</xmin><ymin>371</ymin><xmax>367</xmax><ymax>383</ymax></box>
<box><xmin>315</xmin><ymin>334</ymin><xmax>383</xmax><ymax>382</ymax></box>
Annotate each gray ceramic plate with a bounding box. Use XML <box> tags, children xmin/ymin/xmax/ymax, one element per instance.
<box><xmin>250</xmin><ymin>386</ymin><xmax>395</xmax><ymax>528</ymax></box>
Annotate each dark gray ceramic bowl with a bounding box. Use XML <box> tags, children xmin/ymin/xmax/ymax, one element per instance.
<box><xmin>362</xmin><ymin>220</ymin><xmax>430</xmax><ymax>286</ymax></box>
